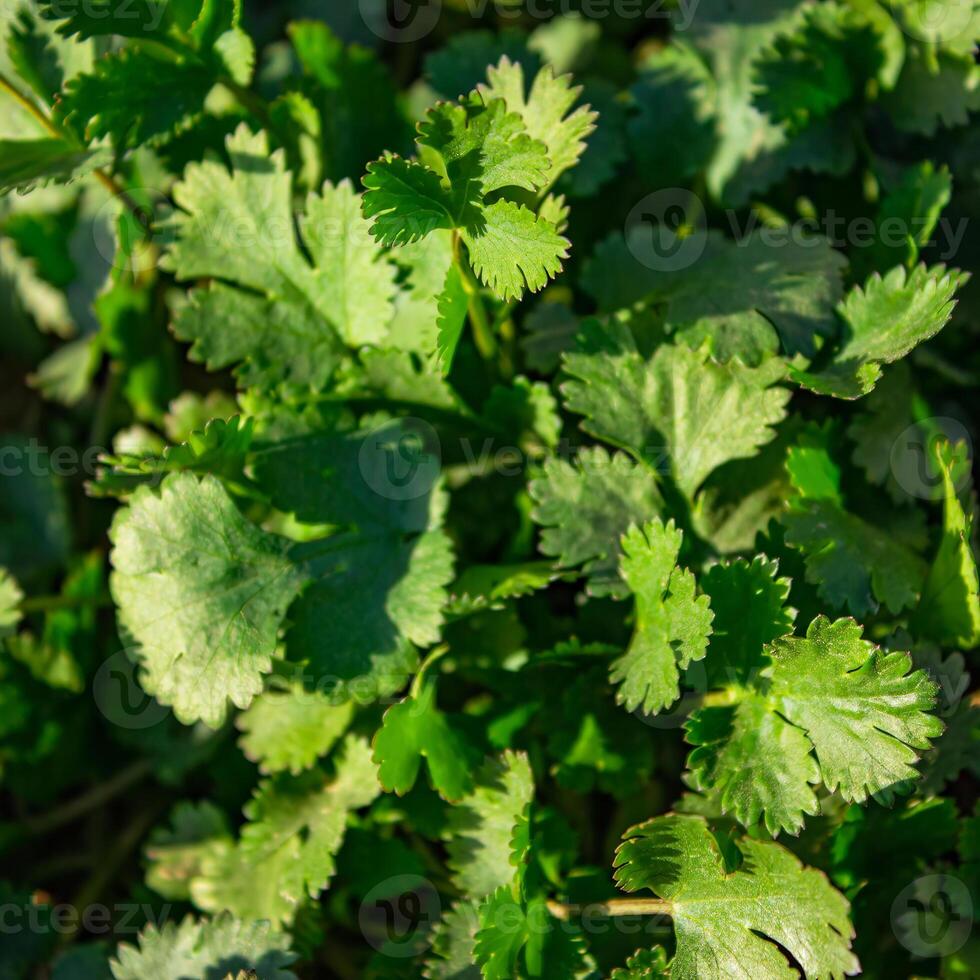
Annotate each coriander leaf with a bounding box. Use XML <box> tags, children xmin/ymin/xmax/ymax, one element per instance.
<box><xmin>362</xmin><ymin>156</ymin><xmax>455</xmax><ymax>246</ymax></box>
<box><xmin>287</xmin><ymin>528</ymin><xmax>455</xmax><ymax>704</ymax></box>
<box><xmin>882</xmin><ymin>49</ymin><xmax>980</xmax><ymax>137</ymax></box>
<box><xmin>166</xmin><ymin>127</ymin><xmax>373</xmax><ymax>389</ymax></box>
<box><xmin>611</xmin><ymin>520</ymin><xmax>713</xmax><ymax>716</ymax></box>
<box><xmin>768</xmin><ymin>616</ymin><xmax>942</xmax><ymax>802</ymax></box>
<box><xmin>562</xmin><ymin>325</ymin><xmax>790</xmax><ymax>496</ymax></box>
<box><xmin>610</xmin><ymin>947</ymin><xmax>670</xmax><ymax>979</ymax></box>
<box><xmin>109</xmin><ymin>472</ymin><xmax>307</xmax><ymax>728</ymax></box>
<box><xmin>782</xmin><ymin>498</ymin><xmax>926</xmax><ymax>616</ymax></box>
<box><xmin>90</xmin><ymin>415</ymin><xmax>254</xmax><ymax>499</ymax></box>
<box><xmin>582</xmin><ymin>230</ymin><xmax>846</xmax><ymax>362</ymax></box>
<box><xmin>298</xmin><ymin>179</ymin><xmax>397</xmax><ymax>346</ymax></box>
<box><xmin>686</xmin><ymin>697</ymin><xmax>821</xmax><ymax>835</ymax></box>
<box><xmin>478</xmin><ymin>56</ymin><xmax>597</xmax><ymax>189</ymax></box>
<box><xmin>914</xmin><ymin>441</ymin><xmax>980</xmax><ymax>648</ymax></box>
<box><xmin>110</xmin><ymin>913</ymin><xmax>297</xmax><ymax>980</ymax></box>
<box><xmin>237</xmin><ymin>682</ymin><xmax>355</xmax><ymax>776</ymax></box>
<box><xmin>58</xmin><ymin>50</ymin><xmax>213</xmax><ymax>149</ymax></box>
<box><xmin>436</xmin><ymin>261</ymin><xmax>469</xmax><ymax>373</ymax></box>
<box><xmin>613</xmin><ymin>814</ymin><xmax>859</xmax><ymax>979</ymax></box>
<box><xmin>373</xmin><ymin>673</ymin><xmax>478</xmax><ymax>801</ymax></box>
<box><xmin>193</xmin><ymin>736</ymin><xmax>379</xmax><ymax>924</ymax></box>
<box><xmin>699</xmin><ymin>556</ymin><xmax>793</xmax><ymax>685</ymax></box>
<box><xmin>425</xmin><ymin>900</ymin><xmax>481</xmax><ymax>979</ymax></box>
<box><xmin>145</xmin><ymin>802</ymin><xmax>232</xmax><ymax>902</ymax></box>
<box><xmin>0</xmin><ymin>137</ymin><xmax>109</xmax><ymax>195</ymax></box>
<box><xmin>793</xmin><ymin>264</ymin><xmax>969</xmax><ymax>398</ymax></box>
<box><xmin>445</xmin><ymin>751</ymin><xmax>534</xmax><ymax>899</ymax></box>
<box><xmin>461</xmin><ymin>198</ymin><xmax>568</xmax><ymax>303</ymax></box>
<box><xmin>529</xmin><ymin>447</ymin><xmax>663</xmax><ymax>598</ymax></box>
<box><xmin>753</xmin><ymin>2</ymin><xmax>885</xmax><ymax>133</ymax></box>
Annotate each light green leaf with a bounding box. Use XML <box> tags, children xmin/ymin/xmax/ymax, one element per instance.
<box><xmin>109</xmin><ymin>472</ymin><xmax>307</xmax><ymax>728</ymax></box>
<box><xmin>479</xmin><ymin>56</ymin><xmax>596</xmax><ymax>189</ymax></box>
<box><xmin>767</xmin><ymin>616</ymin><xmax>942</xmax><ymax>802</ymax></box>
<box><xmin>915</xmin><ymin>441</ymin><xmax>980</xmax><ymax>648</ymax></box>
<box><xmin>793</xmin><ymin>264</ymin><xmax>968</xmax><ymax>398</ymax></box>
<box><xmin>145</xmin><ymin>802</ymin><xmax>232</xmax><ymax>902</ymax></box>
<box><xmin>461</xmin><ymin>198</ymin><xmax>568</xmax><ymax>302</ymax></box>
<box><xmin>373</xmin><ymin>673</ymin><xmax>477</xmax><ymax>801</ymax></box>
<box><xmin>613</xmin><ymin>814</ymin><xmax>859</xmax><ymax>980</ymax></box>
<box><xmin>193</xmin><ymin>736</ymin><xmax>380</xmax><ymax>924</ymax></box>
<box><xmin>237</xmin><ymin>682</ymin><xmax>355</xmax><ymax>775</ymax></box>
<box><xmin>445</xmin><ymin>751</ymin><xmax>534</xmax><ymax>900</ymax></box>
<box><xmin>529</xmin><ymin>447</ymin><xmax>663</xmax><ymax>598</ymax></box>
<box><xmin>166</xmin><ymin>126</ymin><xmax>355</xmax><ymax>389</ymax></box>
<box><xmin>110</xmin><ymin>913</ymin><xmax>296</xmax><ymax>980</ymax></box>
<box><xmin>611</xmin><ymin>519</ymin><xmax>713</xmax><ymax>716</ymax></box>
<box><xmin>562</xmin><ymin>325</ymin><xmax>791</xmax><ymax>497</ymax></box>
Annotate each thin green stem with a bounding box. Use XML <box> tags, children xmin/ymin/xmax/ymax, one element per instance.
<box><xmin>547</xmin><ymin>898</ymin><xmax>672</xmax><ymax>920</ymax></box>
<box><xmin>410</xmin><ymin>644</ymin><xmax>450</xmax><ymax>698</ymax></box>
<box><xmin>453</xmin><ymin>233</ymin><xmax>497</xmax><ymax>360</ymax></box>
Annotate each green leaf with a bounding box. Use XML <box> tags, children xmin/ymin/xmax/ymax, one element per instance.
<box><xmin>362</xmin><ymin>155</ymin><xmax>455</xmax><ymax>246</ymax></box>
<box><xmin>562</xmin><ymin>325</ymin><xmax>791</xmax><ymax>497</ymax></box>
<box><xmin>40</xmin><ymin>0</ymin><xmax>177</xmax><ymax>40</ymax></box>
<box><xmin>286</xmin><ymin>528</ymin><xmax>455</xmax><ymax>704</ymax></box>
<box><xmin>783</xmin><ymin>498</ymin><xmax>927</xmax><ymax>616</ymax></box>
<box><xmin>237</xmin><ymin>682</ymin><xmax>355</xmax><ymax>775</ymax></box>
<box><xmin>461</xmin><ymin>198</ymin><xmax>568</xmax><ymax>303</ymax></box>
<box><xmin>611</xmin><ymin>519</ymin><xmax>713</xmax><ymax>716</ymax></box>
<box><xmin>582</xmin><ymin>230</ymin><xmax>846</xmax><ymax>362</ymax></box>
<box><xmin>0</xmin><ymin>568</ymin><xmax>23</xmax><ymax>636</ymax></box>
<box><xmin>192</xmin><ymin>736</ymin><xmax>379</xmax><ymax>924</ymax></box>
<box><xmin>529</xmin><ymin>447</ymin><xmax>663</xmax><ymax>598</ymax></box>
<box><xmin>688</xmin><ymin>616</ymin><xmax>942</xmax><ymax>833</ymax></box>
<box><xmin>766</xmin><ymin>617</ymin><xmax>942</xmax><ymax>801</ymax></box>
<box><xmin>109</xmin><ymin>472</ymin><xmax>307</xmax><ymax>728</ymax></box>
<box><xmin>610</xmin><ymin>947</ymin><xmax>670</xmax><ymax>979</ymax></box>
<box><xmin>445</xmin><ymin>751</ymin><xmax>534</xmax><ymax>899</ymax></box>
<box><xmin>58</xmin><ymin>49</ymin><xmax>213</xmax><ymax>148</ymax></box>
<box><xmin>145</xmin><ymin>801</ymin><xmax>232</xmax><ymax>902</ymax></box>
<box><xmin>0</xmin><ymin>136</ymin><xmax>108</xmax><ymax>194</ymax></box>
<box><xmin>435</xmin><ymin>260</ymin><xmax>469</xmax><ymax>374</ymax></box>
<box><xmin>882</xmin><ymin>48</ymin><xmax>980</xmax><ymax>137</ymax></box>
<box><xmin>478</xmin><ymin>56</ymin><xmax>596</xmax><ymax>188</ymax></box>
<box><xmin>914</xmin><ymin>441</ymin><xmax>980</xmax><ymax>648</ymax></box>
<box><xmin>110</xmin><ymin>913</ymin><xmax>297</xmax><ymax>980</ymax></box>
<box><xmin>299</xmin><ymin>179</ymin><xmax>398</xmax><ymax>346</ymax></box>
<box><xmin>166</xmin><ymin>127</ymin><xmax>363</xmax><ymax>389</ymax></box>
<box><xmin>699</xmin><ymin>556</ymin><xmax>794</xmax><ymax>685</ymax></box>
<box><xmin>373</xmin><ymin>672</ymin><xmax>477</xmax><ymax>801</ymax></box>
<box><xmin>753</xmin><ymin>2</ymin><xmax>886</xmax><ymax>133</ymax></box>
<box><xmin>793</xmin><ymin>264</ymin><xmax>969</xmax><ymax>398</ymax></box>
<box><xmin>90</xmin><ymin>415</ymin><xmax>254</xmax><ymax>499</ymax></box>
<box><xmin>613</xmin><ymin>814</ymin><xmax>859</xmax><ymax>979</ymax></box>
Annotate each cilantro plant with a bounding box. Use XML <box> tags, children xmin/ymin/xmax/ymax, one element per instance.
<box><xmin>1</xmin><ymin>1</ymin><xmax>979</xmax><ymax>978</ymax></box>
